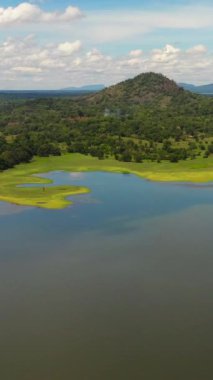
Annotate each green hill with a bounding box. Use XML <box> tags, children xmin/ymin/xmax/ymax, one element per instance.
<box><xmin>0</xmin><ymin>72</ymin><xmax>213</xmax><ymax>172</ymax></box>
<box><xmin>87</xmin><ymin>72</ymin><xmax>186</xmax><ymax>107</ymax></box>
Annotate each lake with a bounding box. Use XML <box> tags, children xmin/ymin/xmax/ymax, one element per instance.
<box><xmin>0</xmin><ymin>171</ymin><xmax>213</xmax><ymax>380</ymax></box>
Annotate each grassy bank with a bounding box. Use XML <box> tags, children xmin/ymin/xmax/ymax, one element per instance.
<box><xmin>1</xmin><ymin>153</ymin><xmax>213</xmax><ymax>209</ymax></box>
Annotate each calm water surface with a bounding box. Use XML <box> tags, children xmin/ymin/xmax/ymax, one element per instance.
<box><xmin>0</xmin><ymin>171</ymin><xmax>213</xmax><ymax>380</ymax></box>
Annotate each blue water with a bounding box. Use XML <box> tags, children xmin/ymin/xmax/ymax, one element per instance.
<box><xmin>0</xmin><ymin>171</ymin><xmax>213</xmax><ymax>380</ymax></box>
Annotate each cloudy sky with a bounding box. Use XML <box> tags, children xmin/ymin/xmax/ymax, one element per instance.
<box><xmin>0</xmin><ymin>0</ymin><xmax>212</xmax><ymax>89</ymax></box>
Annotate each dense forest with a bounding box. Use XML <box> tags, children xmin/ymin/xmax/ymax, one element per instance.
<box><xmin>0</xmin><ymin>72</ymin><xmax>213</xmax><ymax>171</ymax></box>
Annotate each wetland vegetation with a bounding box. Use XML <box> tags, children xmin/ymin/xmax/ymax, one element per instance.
<box><xmin>1</xmin><ymin>153</ymin><xmax>213</xmax><ymax>209</ymax></box>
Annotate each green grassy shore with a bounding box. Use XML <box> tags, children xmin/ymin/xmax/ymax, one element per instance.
<box><xmin>1</xmin><ymin>153</ymin><xmax>213</xmax><ymax>209</ymax></box>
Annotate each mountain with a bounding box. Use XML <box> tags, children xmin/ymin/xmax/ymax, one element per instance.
<box><xmin>61</xmin><ymin>84</ymin><xmax>105</xmax><ymax>92</ymax></box>
<box><xmin>179</xmin><ymin>83</ymin><xmax>196</xmax><ymax>91</ymax></box>
<box><xmin>179</xmin><ymin>83</ymin><xmax>213</xmax><ymax>94</ymax></box>
<box><xmin>87</xmin><ymin>72</ymin><xmax>186</xmax><ymax>107</ymax></box>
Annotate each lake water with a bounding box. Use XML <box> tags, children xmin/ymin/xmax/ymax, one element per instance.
<box><xmin>0</xmin><ymin>171</ymin><xmax>213</xmax><ymax>380</ymax></box>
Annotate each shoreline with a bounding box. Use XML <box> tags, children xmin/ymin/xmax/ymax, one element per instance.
<box><xmin>1</xmin><ymin>153</ymin><xmax>213</xmax><ymax>209</ymax></box>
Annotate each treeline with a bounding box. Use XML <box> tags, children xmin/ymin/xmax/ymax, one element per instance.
<box><xmin>0</xmin><ymin>93</ymin><xmax>213</xmax><ymax>171</ymax></box>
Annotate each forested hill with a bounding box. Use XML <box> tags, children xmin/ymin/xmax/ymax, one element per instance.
<box><xmin>87</xmin><ymin>72</ymin><xmax>193</xmax><ymax>107</ymax></box>
<box><xmin>0</xmin><ymin>72</ymin><xmax>213</xmax><ymax>171</ymax></box>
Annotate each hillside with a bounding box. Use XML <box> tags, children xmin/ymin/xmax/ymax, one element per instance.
<box><xmin>87</xmin><ymin>72</ymin><xmax>187</xmax><ymax>107</ymax></box>
<box><xmin>0</xmin><ymin>71</ymin><xmax>213</xmax><ymax>172</ymax></box>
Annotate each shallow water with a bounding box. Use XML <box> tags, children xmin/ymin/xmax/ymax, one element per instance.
<box><xmin>0</xmin><ymin>171</ymin><xmax>213</xmax><ymax>380</ymax></box>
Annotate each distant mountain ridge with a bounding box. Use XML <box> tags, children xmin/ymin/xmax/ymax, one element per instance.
<box><xmin>61</xmin><ymin>84</ymin><xmax>105</xmax><ymax>92</ymax></box>
<box><xmin>179</xmin><ymin>83</ymin><xmax>213</xmax><ymax>94</ymax></box>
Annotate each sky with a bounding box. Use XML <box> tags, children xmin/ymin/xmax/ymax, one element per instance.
<box><xmin>0</xmin><ymin>0</ymin><xmax>212</xmax><ymax>89</ymax></box>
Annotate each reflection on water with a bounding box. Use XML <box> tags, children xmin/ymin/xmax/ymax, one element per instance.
<box><xmin>0</xmin><ymin>172</ymin><xmax>213</xmax><ymax>380</ymax></box>
<box><xmin>69</xmin><ymin>171</ymin><xmax>86</xmax><ymax>180</ymax></box>
<box><xmin>0</xmin><ymin>201</ymin><xmax>31</xmax><ymax>216</ymax></box>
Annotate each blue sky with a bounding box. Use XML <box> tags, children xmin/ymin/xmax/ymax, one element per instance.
<box><xmin>1</xmin><ymin>0</ymin><xmax>210</xmax><ymax>8</ymax></box>
<box><xmin>1</xmin><ymin>0</ymin><xmax>213</xmax><ymax>11</ymax></box>
<box><xmin>0</xmin><ymin>1</ymin><xmax>212</xmax><ymax>89</ymax></box>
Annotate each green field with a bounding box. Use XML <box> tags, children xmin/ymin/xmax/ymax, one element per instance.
<box><xmin>1</xmin><ymin>153</ymin><xmax>213</xmax><ymax>209</ymax></box>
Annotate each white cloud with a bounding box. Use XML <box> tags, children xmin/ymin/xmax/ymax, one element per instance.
<box><xmin>59</xmin><ymin>6</ymin><xmax>83</xmax><ymax>22</ymax></box>
<box><xmin>0</xmin><ymin>4</ymin><xmax>211</xmax><ymax>47</ymax></box>
<box><xmin>152</xmin><ymin>44</ymin><xmax>180</xmax><ymax>63</ymax></box>
<box><xmin>58</xmin><ymin>40</ymin><xmax>82</xmax><ymax>55</ymax></box>
<box><xmin>86</xmin><ymin>49</ymin><xmax>110</xmax><ymax>63</ymax></box>
<box><xmin>73</xmin><ymin>57</ymin><xmax>82</xmax><ymax>66</ymax></box>
<box><xmin>81</xmin><ymin>5</ymin><xmax>213</xmax><ymax>44</ymax></box>
<box><xmin>0</xmin><ymin>36</ymin><xmax>212</xmax><ymax>89</ymax></box>
<box><xmin>187</xmin><ymin>44</ymin><xmax>208</xmax><ymax>54</ymax></box>
<box><xmin>12</xmin><ymin>66</ymin><xmax>43</xmax><ymax>73</ymax></box>
<box><xmin>129</xmin><ymin>49</ymin><xmax>143</xmax><ymax>58</ymax></box>
<box><xmin>122</xmin><ymin>58</ymin><xmax>143</xmax><ymax>67</ymax></box>
<box><xmin>0</xmin><ymin>3</ymin><xmax>83</xmax><ymax>26</ymax></box>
